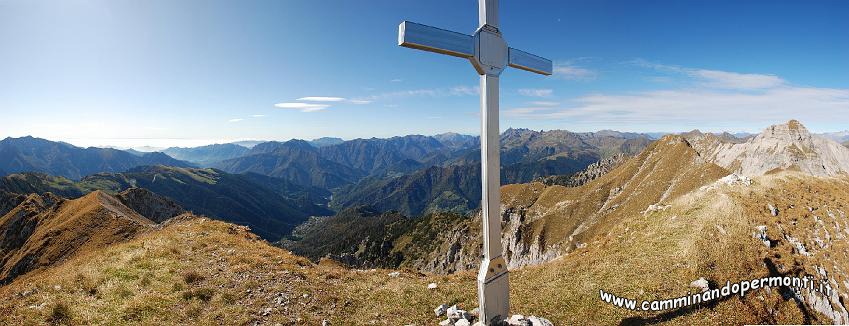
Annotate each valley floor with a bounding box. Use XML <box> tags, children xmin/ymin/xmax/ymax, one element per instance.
<box><xmin>1</xmin><ymin>171</ymin><xmax>847</xmax><ymax>325</ymax></box>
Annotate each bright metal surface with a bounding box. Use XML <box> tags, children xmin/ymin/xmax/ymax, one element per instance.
<box><xmin>472</xmin><ymin>29</ymin><xmax>508</xmax><ymax>76</ymax></box>
<box><xmin>398</xmin><ymin>21</ymin><xmax>474</xmax><ymax>58</ymax></box>
<box><xmin>479</xmin><ymin>0</ymin><xmax>499</xmax><ymax>28</ymax></box>
<box><xmin>477</xmin><ymin>73</ymin><xmax>509</xmax><ymax>324</ymax></box>
<box><xmin>397</xmin><ymin>0</ymin><xmax>550</xmax><ymax>324</ymax></box>
<box><xmin>508</xmin><ymin>47</ymin><xmax>553</xmax><ymax>75</ymax></box>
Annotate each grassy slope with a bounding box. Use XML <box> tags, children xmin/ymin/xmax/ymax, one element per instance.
<box><xmin>1</xmin><ymin>172</ymin><xmax>846</xmax><ymax>325</ymax></box>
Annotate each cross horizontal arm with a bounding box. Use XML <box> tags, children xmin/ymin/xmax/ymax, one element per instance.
<box><xmin>398</xmin><ymin>21</ymin><xmax>474</xmax><ymax>58</ymax></box>
<box><xmin>508</xmin><ymin>48</ymin><xmax>552</xmax><ymax>75</ymax></box>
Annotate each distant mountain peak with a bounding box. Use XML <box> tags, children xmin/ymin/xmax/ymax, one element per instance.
<box><xmin>686</xmin><ymin>120</ymin><xmax>849</xmax><ymax>177</ymax></box>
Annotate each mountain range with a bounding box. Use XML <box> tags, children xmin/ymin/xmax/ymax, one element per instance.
<box><xmin>0</xmin><ymin>166</ymin><xmax>331</xmax><ymax>240</ymax></box>
<box><xmin>0</xmin><ymin>136</ymin><xmax>193</xmax><ymax>180</ymax></box>
<box><xmin>162</xmin><ymin>144</ymin><xmax>250</xmax><ymax>167</ymax></box>
<box><xmin>3</xmin><ymin>120</ymin><xmax>849</xmax><ymax>325</ymax></box>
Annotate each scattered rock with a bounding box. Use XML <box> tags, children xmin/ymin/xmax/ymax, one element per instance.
<box><xmin>435</xmin><ymin>304</ymin><xmax>448</xmax><ymax>317</ymax></box>
<box><xmin>447</xmin><ymin>305</ymin><xmax>460</xmax><ymax>319</ymax></box>
<box><xmin>428</xmin><ymin>283</ymin><xmax>438</xmax><ymax>289</ymax></box>
<box><xmin>470</xmin><ymin>308</ymin><xmax>480</xmax><ymax>317</ymax></box>
<box><xmin>322</xmin><ymin>320</ymin><xmax>329</xmax><ymax>326</ymax></box>
<box><xmin>455</xmin><ymin>319</ymin><xmax>471</xmax><ymax>326</ymax></box>
<box><xmin>527</xmin><ymin>316</ymin><xmax>554</xmax><ymax>326</ymax></box>
<box><xmin>388</xmin><ymin>271</ymin><xmax>400</xmax><ymax>278</ymax></box>
<box><xmin>752</xmin><ymin>225</ymin><xmax>772</xmax><ymax>248</ymax></box>
<box><xmin>261</xmin><ymin>307</ymin><xmax>272</xmax><ymax>316</ymax></box>
<box><xmin>439</xmin><ymin>319</ymin><xmax>452</xmax><ymax>326</ymax></box>
<box><xmin>507</xmin><ymin>314</ymin><xmax>530</xmax><ymax>326</ymax></box>
<box><xmin>784</xmin><ymin>235</ymin><xmax>810</xmax><ymax>256</ymax></box>
<box><xmin>642</xmin><ymin>204</ymin><xmax>671</xmax><ymax>215</ymax></box>
<box><xmin>768</xmin><ymin>203</ymin><xmax>779</xmax><ymax>216</ymax></box>
<box><xmin>690</xmin><ymin>277</ymin><xmax>710</xmax><ymax>292</ymax></box>
<box><xmin>719</xmin><ymin>173</ymin><xmax>752</xmax><ymax>187</ymax></box>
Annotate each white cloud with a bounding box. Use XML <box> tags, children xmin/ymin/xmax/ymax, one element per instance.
<box><xmin>449</xmin><ymin>85</ymin><xmax>480</xmax><ymax>96</ymax></box>
<box><xmin>507</xmin><ymin>63</ymin><xmax>849</xmax><ymax>131</ymax></box>
<box><xmin>529</xmin><ymin>101</ymin><xmax>559</xmax><ymax>106</ymax></box>
<box><xmin>630</xmin><ymin>59</ymin><xmax>785</xmax><ymax>90</ymax></box>
<box><xmin>363</xmin><ymin>86</ymin><xmax>478</xmax><ymax>101</ymax></box>
<box><xmin>518</xmin><ymin>88</ymin><xmax>553</xmax><ymax>97</ymax></box>
<box><xmin>274</xmin><ymin>102</ymin><xmax>331</xmax><ymax>112</ymax></box>
<box><xmin>691</xmin><ymin>69</ymin><xmax>784</xmax><ymax>89</ymax></box>
<box><xmin>507</xmin><ymin>87</ymin><xmax>849</xmax><ymax>130</ymax></box>
<box><xmin>250</xmin><ymin>114</ymin><xmax>266</xmax><ymax>118</ymax></box>
<box><xmin>348</xmin><ymin>99</ymin><xmax>372</xmax><ymax>104</ymax></box>
<box><xmin>553</xmin><ymin>64</ymin><xmax>597</xmax><ymax>80</ymax></box>
<box><xmin>228</xmin><ymin>118</ymin><xmax>244</xmax><ymax>123</ymax></box>
<box><xmin>390</xmin><ymin>78</ymin><xmax>403</xmax><ymax>82</ymax></box>
<box><xmin>296</xmin><ymin>96</ymin><xmax>346</xmax><ymax>102</ymax></box>
<box><xmin>646</xmin><ymin>76</ymin><xmax>673</xmax><ymax>83</ymax></box>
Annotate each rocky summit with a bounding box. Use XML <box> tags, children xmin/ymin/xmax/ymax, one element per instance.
<box><xmin>686</xmin><ymin>120</ymin><xmax>849</xmax><ymax>177</ymax></box>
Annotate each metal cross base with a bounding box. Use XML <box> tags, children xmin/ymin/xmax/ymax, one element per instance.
<box><xmin>396</xmin><ymin>0</ymin><xmax>551</xmax><ymax>324</ymax></box>
<box><xmin>478</xmin><ymin>256</ymin><xmax>509</xmax><ymax>324</ymax></box>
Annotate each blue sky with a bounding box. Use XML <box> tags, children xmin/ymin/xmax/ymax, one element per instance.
<box><xmin>1</xmin><ymin>0</ymin><xmax>847</xmax><ymax>148</ymax></box>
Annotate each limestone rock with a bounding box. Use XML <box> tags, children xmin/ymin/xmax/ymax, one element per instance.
<box><xmin>435</xmin><ymin>304</ymin><xmax>448</xmax><ymax>317</ymax></box>
<box><xmin>768</xmin><ymin>203</ymin><xmax>779</xmax><ymax>216</ymax></box>
<box><xmin>690</xmin><ymin>277</ymin><xmax>710</xmax><ymax>292</ymax></box>
<box><xmin>527</xmin><ymin>316</ymin><xmax>554</xmax><ymax>326</ymax></box>
<box><xmin>455</xmin><ymin>319</ymin><xmax>471</xmax><ymax>326</ymax></box>
<box><xmin>752</xmin><ymin>225</ymin><xmax>772</xmax><ymax>248</ymax></box>
<box><xmin>685</xmin><ymin>120</ymin><xmax>849</xmax><ymax>177</ymax></box>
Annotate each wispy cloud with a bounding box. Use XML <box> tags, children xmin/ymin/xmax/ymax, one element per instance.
<box><xmin>553</xmin><ymin>64</ymin><xmax>597</xmax><ymax>80</ymax></box>
<box><xmin>274</xmin><ymin>103</ymin><xmax>331</xmax><ymax>112</ymax></box>
<box><xmin>275</xmin><ymin>96</ymin><xmax>371</xmax><ymax>113</ymax></box>
<box><xmin>507</xmin><ymin>63</ymin><xmax>849</xmax><ymax>130</ymax></box>
<box><xmin>529</xmin><ymin>101</ymin><xmax>559</xmax><ymax>106</ymax></box>
<box><xmin>250</xmin><ymin>114</ymin><xmax>266</xmax><ymax>118</ymax></box>
<box><xmin>228</xmin><ymin>118</ymin><xmax>244</xmax><ymax>123</ymax></box>
<box><xmin>629</xmin><ymin>59</ymin><xmax>784</xmax><ymax>90</ymax></box>
<box><xmin>518</xmin><ymin>88</ymin><xmax>553</xmax><ymax>97</ymax></box>
<box><xmin>390</xmin><ymin>78</ymin><xmax>403</xmax><ymax>82</ymax></box>
<box><xmin>360</xmin><ymin>85</ymin><xmax>479</xmax><ymax>101</ymax></box>
<box><xmin>296</xmin><ymin>96</ymin><xmax>346</xmax><ymax>102</ymax></box>
<box><xmin>449</xmin><ymin>85</ymin><xmax>480</xmax><ymax>96</ymax></box>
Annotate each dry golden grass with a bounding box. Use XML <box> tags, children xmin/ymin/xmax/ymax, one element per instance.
<box><xmin>1</xmin><ymin>170</ymin><xmax>846</xmax><ymax>325</ymax></box>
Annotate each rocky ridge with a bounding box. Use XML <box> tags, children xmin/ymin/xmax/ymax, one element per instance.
<box><xmin>686</xmin><ymin>120</ymin><xmax>849</xmax><ymax>177</ymax></box>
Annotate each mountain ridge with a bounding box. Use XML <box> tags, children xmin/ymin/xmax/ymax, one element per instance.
<box><xmin>686</xmin><ymin>120</ymin><xmax>849</xmax><ymax>177</ymax></box>
<box><xmin>0</xmin><ymin>136</ymin><xmax>193</xmax><ymax>180</ymax></box>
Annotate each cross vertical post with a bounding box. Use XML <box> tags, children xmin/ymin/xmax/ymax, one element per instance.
<box><xmin>478</xmin><ymin>71</ymin><xmax>510</xmax><ymax>325</ymax></box>
<box><xmin>397</xmin><ymin>0</ymin><xmax>551</xmax><ymax>324</ymax></box>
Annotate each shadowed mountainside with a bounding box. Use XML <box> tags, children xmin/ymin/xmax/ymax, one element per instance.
<box><xmin>0</xmin><ymin>166</ymin><xmax>332</xmax><ymax>240</ymax></box>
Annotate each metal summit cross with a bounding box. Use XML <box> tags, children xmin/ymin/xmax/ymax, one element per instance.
<box><xmin>397</xmin><ymin>0</ymin><xmax>552</xmax><ymax>324</ymax></box>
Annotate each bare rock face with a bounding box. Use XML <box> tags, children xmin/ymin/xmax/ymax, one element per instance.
<box><xmin>687</xmin><ymin>120</ymin><xmax>849</xmax><ymax>177</ymax></box>
<box><xmin>115</xmin><ymin>187</ymin><xmax>185</xmax><ymax>223</ymax></box>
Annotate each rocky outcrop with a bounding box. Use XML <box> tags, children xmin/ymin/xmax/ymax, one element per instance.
<box><xmin>402</xmin><ymin>136</ymin><xmax>728</xmax><ymax>273</ymax></box>
<box><xmin>535</xmin><ymin>153</ymin><xmax>628</xmax><ymax>188</ymax></box>
<box><xmin>115</xmin><ymin>187</ymin><xmax>185</xmax><ymax>223</ymax></box>
<box><xmin>686</xmin><ymin>120</ymin><xmax>849</xmax><ymax>177</ymax></box>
